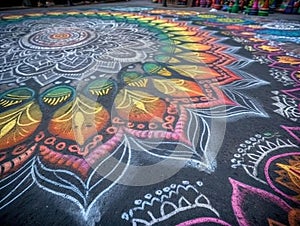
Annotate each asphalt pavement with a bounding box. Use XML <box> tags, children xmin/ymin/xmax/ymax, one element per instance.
<box><xmin>0</xmin><ymin>1</ymin><xmax>299</xmax><ymax>225</ymax></box>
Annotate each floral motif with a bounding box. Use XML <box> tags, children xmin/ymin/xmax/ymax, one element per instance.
<box><xmin>0</xmin><ymin>10</ymin><xmax>268</xmax><ymax>222</ymax></box>
<box><xmin>0</xmin><ymin>16</ymin><xmax>157</xmax><ymax>86</ymax></box>
<box><xmin>265</xmin><ymin>153</ymin><xmax>300</xmax><ymax>204</ymax></box>
<box><xmin>230</xmin><ymin>178</ymin><xmax>293</xmax><ymax>226</ymax></box>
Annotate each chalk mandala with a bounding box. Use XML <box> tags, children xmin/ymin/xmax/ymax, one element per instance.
<box><xmin>1</xmin><ymin>8</ymin><xmax>298</xmax><ymax>225</ymax></box>
<box><xmin>0</xmin><ymin>16</ymin><xmax>158</xmax><ymax>85</ymax></box>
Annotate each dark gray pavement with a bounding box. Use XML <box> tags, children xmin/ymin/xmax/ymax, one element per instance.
<box><xmin>0</xmin><ymin>2</ymin><xmax>299</xmax><ymax>226</ymax></box>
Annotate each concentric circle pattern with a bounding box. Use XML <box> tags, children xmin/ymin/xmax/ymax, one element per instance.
<box><xmin>20</xmin><ymin>27</ymin><xmax>97</xmax><ymax>50</ymax></box>
<box><xmin>1</xmin><ymin>16</ymin><xmax>158</xmax><ymax>81</ymax></box>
